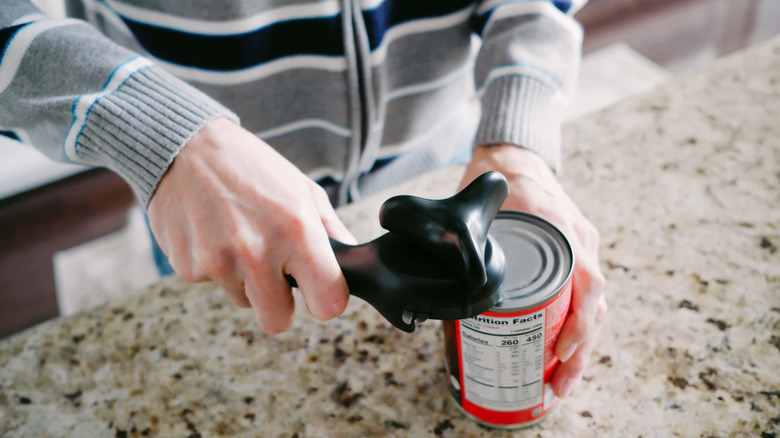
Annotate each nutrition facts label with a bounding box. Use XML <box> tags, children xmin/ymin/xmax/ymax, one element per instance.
<box><xmin>459</xmin><ymin>309</ymin><xmax>546</xmax><ymax>411</ymax></box>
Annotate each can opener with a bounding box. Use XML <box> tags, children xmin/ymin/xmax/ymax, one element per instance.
<box><xmin>287</xmin><ymin>171</ymin><xmax>508</xmax><ymax>332</ymax></box>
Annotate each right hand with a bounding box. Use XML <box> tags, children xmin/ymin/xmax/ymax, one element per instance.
<box><xmin>461</xmin><ymin>145</ymin><xmax>607</xmax><ymax>398</ymax></box>
<box><xmin>147</xmin><ymin>117</ymin><xmax>356</xmax><ymax>334</ymax></box>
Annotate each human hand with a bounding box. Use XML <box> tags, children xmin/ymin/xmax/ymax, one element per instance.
<box><xmin>147</xmin><ymin>117</ymin><xmax>356</xmax><ymax>334</ymax></box>
<box><xmin>460</xmin><ymin>144</ymin><xmax>607</xmax><ymax>398</ymax></box>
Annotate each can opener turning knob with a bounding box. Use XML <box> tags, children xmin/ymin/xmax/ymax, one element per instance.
<box><xmin>287</xmin><ymin>171</ymin><xmax>509</xmax><ymax>332</ymax></box>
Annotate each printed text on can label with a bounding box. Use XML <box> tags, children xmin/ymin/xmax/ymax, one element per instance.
<box><xmin>459</xmin><ymin>310</ymin><xmax>546</xmax><ymax>411</ymax></box>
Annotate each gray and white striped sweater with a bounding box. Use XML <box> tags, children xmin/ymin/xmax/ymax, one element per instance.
<box><xmin>0</xmin><ymin>0</ymin><xmax>585</xmax><ymax>206</ymax></box>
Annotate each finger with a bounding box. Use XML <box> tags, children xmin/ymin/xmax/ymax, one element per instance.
<box><xmin>215</xmin><ymin>278</ymin><xmax>251</xmax><ymax>308</ymax></box>
<box><xmin>551</xmin><ymin>295</ymin><xmax>608</xmax><ymax>397</ymax></box>
<box><xmin>551</xmin><ymin>326</ymin><xmax>592</xmax><ymax>397</ymax></box>
<box><xmin>284</xmin><ymin>222</ymin><xmax>349</xmax><ymax>321</ymax></box>
<box><xmin>170</xmin><ymin>256</ymin><xmax>210</xmax><ymax>283</ymax></box>
<box><xmin>310</xmin><ymin>184</ymin><xmax>357</xmax><ymax>245</ymax></box>
<box><xmin>242</xmin><ymin>264</ymin><xmax>296</xmax><ymax>334</ymax></box>
<box><xmin>555</xmin><ymin>255</ymin><xmax>606</xmax><ymax>363</ymax></box>
<box><xmin>155</xmin><ymin>224</ymin><xmax>209</xmax><ymax>284</ymax></box>
<box><xmin>575</xmin><ymin>217</ymin><xmax>601</xmax><ymax>258</ymax></box>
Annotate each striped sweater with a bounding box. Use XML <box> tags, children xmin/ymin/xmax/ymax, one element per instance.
<box><xmin>0</xmin><ymin>0</ymin><xmax>585</xmax><ymax>206</ymax></box>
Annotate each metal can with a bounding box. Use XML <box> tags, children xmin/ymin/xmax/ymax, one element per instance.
<box><xmin>442</xmin><ymin>211</ymin><xmax>574</xmax><ymax>428</ymax></box>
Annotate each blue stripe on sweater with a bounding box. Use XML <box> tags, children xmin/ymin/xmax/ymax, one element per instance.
<box><xmin>0</xmin><ymin>23</ymin><xmax>28</xmax><ymax>63</ymax></box>
<box><xmin>554</xmin><ymin>0</ymin><xmax>574</xmax><ymax>13</ymax></box>
<box><xmin>121</xmin><ymin>15</ymin><xmax>345</xmax><ymax>71</ymax></box>
<box><xmin>361</xmin><ymin>0</ymin><xmax>474</xmax><ymax>50</ymax></box>
<box><xmin>0</xmin><ymin>130</ymin><xmax>20</xmax><ymax>141</ymax></box>
<box><xmin>471</xmin><ymin>0</ymin><xmax>573</xmax><ymax>35</ymax></box>
<box><xmin>116</xmin><ymin>0</ymin><xmax>483</xmax><ymax>71</ymax></box>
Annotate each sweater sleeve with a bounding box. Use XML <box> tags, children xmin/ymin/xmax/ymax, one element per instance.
<box><xmin>471</xmin><ymin>0</ymin><xmax>586</xmax><ymax>171</ymax></box>
<box><xmin>0</xmin><ymin>1</ymin><xmax>238</xmax><ymax>206</ymax></box>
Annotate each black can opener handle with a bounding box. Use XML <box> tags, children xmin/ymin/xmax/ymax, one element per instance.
<box><xmin>287</xmin><ymin>171</ymin><xmax>509</xmax><ymax>332</ymax></box>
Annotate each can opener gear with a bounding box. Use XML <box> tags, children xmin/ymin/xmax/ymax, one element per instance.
<box><xmin>287</xmin><ymin>171</ymin><xmax>509</xmax><ymax>332</ymax></box>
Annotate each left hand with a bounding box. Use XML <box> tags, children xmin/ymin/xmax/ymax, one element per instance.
<box><xmin>460</xmin><ymin>144</ymin><xmax>607</xmax><ymax>398</ymax></box>
<box><xmin>147</xmin><ymin>118</ymin><xmax>355</xmax><ymax>335</ymax></box>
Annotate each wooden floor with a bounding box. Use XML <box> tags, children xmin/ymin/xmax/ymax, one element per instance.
<box><xmin>2</xmin><ymin>0</ymin><xmax>780</xmax><ymax>339</ymax></box>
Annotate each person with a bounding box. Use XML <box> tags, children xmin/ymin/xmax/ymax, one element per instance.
<box><xmin>0</xmin><ymin>0</ymin><xmax>606</xmax><ymax>398</ymax></box>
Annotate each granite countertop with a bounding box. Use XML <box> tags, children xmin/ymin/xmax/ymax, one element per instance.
<box><xmin>2</xmin><ymin>37</ymin><xmax>779</xmax><ymax>437</ymax></box>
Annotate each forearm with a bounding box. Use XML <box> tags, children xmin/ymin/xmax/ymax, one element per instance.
<box><xmin>0</xmin><ymin>1</ymin><xmax>237</xmax><ymax>205</ymax></box>
<box><xmin>472</xmin><ymin>0</ymin><xmax>585</xmax><ymax>171</ymax></box>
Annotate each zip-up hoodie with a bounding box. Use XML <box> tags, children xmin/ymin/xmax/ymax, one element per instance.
<box><xmin>0</xmin><ymin>0</ymin><xmax>585</xmax><ymax>206</ymax></box>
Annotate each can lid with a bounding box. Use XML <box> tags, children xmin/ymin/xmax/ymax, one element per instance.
<box><xmin>488</xmin><ymin>211</ymin><xmax>574</xmax><ymax>311</ymax></box>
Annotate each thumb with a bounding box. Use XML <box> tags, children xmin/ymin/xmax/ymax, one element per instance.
<box><xmin>310</xmin><ymin>184</ymin><xmax>357</xmax><ymax>245</ymax></box>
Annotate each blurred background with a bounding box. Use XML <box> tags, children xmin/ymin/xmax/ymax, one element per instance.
<box><xmin>2</xmin><ymin>0</ymin><xmax>779</xmax><ymax>339</ymax></box>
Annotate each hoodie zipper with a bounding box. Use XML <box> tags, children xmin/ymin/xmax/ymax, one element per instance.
<box><xmin>339</xmin><ymin>0</ymin><xmax>379</xmax><ymax>205</ymax></box>
<box><xmin>337</xmin><ymin>0</ymin><xmax>363</xmax><ymax>205</ymax></box>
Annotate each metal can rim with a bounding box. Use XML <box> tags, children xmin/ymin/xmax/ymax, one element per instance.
<box><xmin>487</xmin><ymin>211</ymin><xmax>574</xmax><ymax>313</ymax></box>
<box><xmin>452</xmin><ymin>398</ymin><xmax>562</xmax><ymax>430</ymax></box>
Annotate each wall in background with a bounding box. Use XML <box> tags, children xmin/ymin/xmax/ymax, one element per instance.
<box><xmin>30</xmin><ymin>0</ymin><xmax>65</xmax><ymax>18</ymax></box>
<box><xmin>578</xmin><ymin>0</ymin><xmax>780</xmax><ymax>73</ymax></box>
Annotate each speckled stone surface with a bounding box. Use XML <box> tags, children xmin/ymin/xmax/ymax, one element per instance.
<box><xmin>2</xmin><ymin>37</ymin><xmax>780</xmax><ymax>437</ymax></box>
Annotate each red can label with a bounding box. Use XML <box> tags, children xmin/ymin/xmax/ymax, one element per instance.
<box><xmin>443</xmin><ymin>278</ymin><xmax>572</xmax><ymax>427</ymax></box>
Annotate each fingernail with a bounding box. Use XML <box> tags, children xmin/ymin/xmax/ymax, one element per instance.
<box><xmin>561</xmin><ymin>342</ymin><xmax>577</xmax><ymax>362</ymax></box>
<box><xmin>329</xmin><ymin>295</ymin><xmax>348</xmax><ymax>317</ymax></box>
<box><xmin>317</xmin><ymin>293</ymin><xmax>348</xmax><ymax>321</ymax></box>
<box><xmin>561</xmin><ymin>378</ymin><xmax>576</xmax><ymax>398</ymax></box>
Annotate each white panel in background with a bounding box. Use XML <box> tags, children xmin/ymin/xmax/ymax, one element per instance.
<box><xmin>567</xmin><ymin>42</ymin><xmax>670</xmax><ymax>122</ymax></box>
<box><xmin>30</xmin><ymin>0</ymin><xmax>66</xmax><ymax>18</ymax></box>
<box><xmin>0</xmin><ymin>137</ymin><xmax>87</xmax><ymax>200</ymax></box>
<box><xmin>54</xmin><ymin>206</ymin><xmax>159</xmax><ymax>316</ymax></box>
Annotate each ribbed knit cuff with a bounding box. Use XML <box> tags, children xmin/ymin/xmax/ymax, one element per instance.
<box><xmin>73</xmin><ymin>65</ymin><xmax>238</xmax><ymax>206</ymax></box>
<box><xmin>474</xmin><ymin>75</ymin><xmax>564</xmax><ymax>172</ymax></box>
